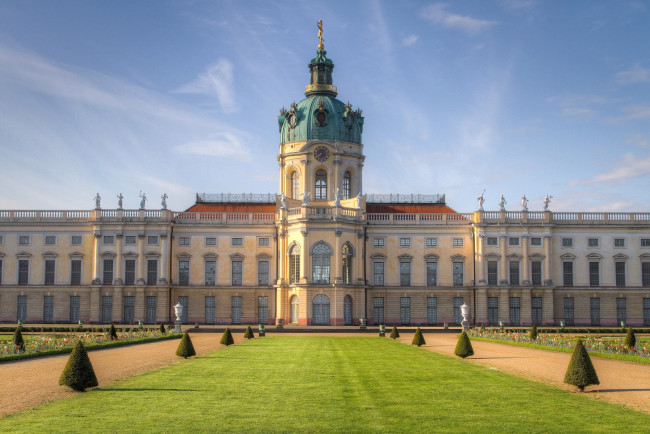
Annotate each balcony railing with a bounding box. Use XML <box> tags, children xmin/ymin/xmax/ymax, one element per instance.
<box><xmin>366</xmin><ymin>213</ymin><xmax>472</xmax><ymax>225</ymax></box>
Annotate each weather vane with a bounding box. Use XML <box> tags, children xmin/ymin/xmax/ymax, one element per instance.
<box><xmin>317</xmin><ymin>20</ymin><xmax>324</xmax><ymax>50</ymax></box>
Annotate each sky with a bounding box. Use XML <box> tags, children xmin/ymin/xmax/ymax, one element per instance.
<box><xmin>1</xmin><ymin>1</ymin><xmax>649</xmax><ymax>213</ymax></box>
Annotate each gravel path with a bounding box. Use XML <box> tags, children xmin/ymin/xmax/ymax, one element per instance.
<box><xmin>1</xmin><ymin>331</ymin><xmax>648</xmax><ymax>418</ymax></box>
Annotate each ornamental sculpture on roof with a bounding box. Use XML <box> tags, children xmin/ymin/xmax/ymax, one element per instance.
<box><xmin>317</xmin><ymin>20</ymin><xmax>324</xmax><ymax>49</ymax></box>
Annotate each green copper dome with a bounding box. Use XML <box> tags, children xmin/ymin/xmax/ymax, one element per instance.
<box><xmin>278</xmin><ymin>48</ymin><xmax>364</xmax><ymax>144</ymax></box>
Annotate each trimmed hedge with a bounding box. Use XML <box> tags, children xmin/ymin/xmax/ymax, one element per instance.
<box><xmin>108</xmin><ymin>324</ymin><xmax>118</xmax><ymax>340</ymax></box>
<box><xmin>244</xmin><ymin>326</ymin><xmax>254</xmax><ymax>339</ymax></box>
<box><xmin>13</xmin><ymin>328</ymin><xmax>25</xmax><ymax>352</ymax></box>
<box><xmin>59</xmin><ymin>340</ymin><xmax>98</xmax><ymax>391</ymax></box>
<box><xmin>529</xmin><ymin>324</ymin><xmax>538</xmax><ymax>342</ymax></box>
<box><xmin>389</xmin><ymin>326</ymin><xmax>400</xmax><ymax>339</ymax></box>
<box><xmin>623</xmin><ymin>328</ymin><xmax>636</xmax><ymax>348</ymax></box>
<box><xmin>454</xmin><ymin>331</ymin><xmax>474</xmax><ymax>358</ymax></box>
<box><xmin>564</xmin><ymin>339</ymin><xmax>599</xmax><ymax>391</ymax></box>
<box><xmin>411</xmin><ymin>327</ymin><xmax>426</xmax><ymax>346</ymax></box>
<box><xmin>220</xmin><ymin>328</ymin><xmax>234</xmax><ymax>346</ymax></box>
<box><xmin>176</xmin><ymin>332</ymin><xmax>196</xmax><ymax>359</ymax></box>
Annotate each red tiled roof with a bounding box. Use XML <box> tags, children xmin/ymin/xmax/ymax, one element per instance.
<box><xmin>184</xmin><ymin>203</ymin><xmax>276</xmax><ymax>213</ymax></box>
<box><xmin>365</xmin><ymin>204</ymin><xmax>457</xmax><ymax>214</ymax></box>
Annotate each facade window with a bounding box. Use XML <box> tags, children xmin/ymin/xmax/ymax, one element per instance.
<box><xmin>487</xmin><ymin>261</ymin><xmax>498</xmax><ymax>286</ymax></box>
<box><xmin>123</xmin><ymin>296</ymin><xmax>134</xmax><ymax>324</ymax></box>
<box><xmin>258</xmin><ymin>296</ymin><xmax>269</xmax><ymax>324</ymax></box>
<box><xmin>45</xmin><ymin>235</ymin><xmax>57</xmax><ymax>245</ymax></box>
<box><xmin>232</xmin><ymin>237</ymin><xmax>243</xmax><ymax>247</ymax></box>
<box><xmin>399</xmin><ymin>262</ymin><xmax>411</xmax><ymax>286</ymax></box>
<box><xmin>488</xmin><ymin>297</ymin><xmax>498</xmax><ymax>326</ymax></box>
<box><xmin>616</xmin><ymin>298</ymin><xmax>626</xmax><ymax>325</ymax></box>
<box><xmin>343</xmin><ymin>171</ymin><xmax>351</xmax><ymax>199</ymax></box>
<box><xmin>312</xmin><ymin>243</ymin><xmax>331</xmax><ymax>284</ymax></box>
<box><xmin>373</xmin><ymin>297</ymin><xmax>384</xmax><ymax>325</ymax></box>
<box><xmin>508</xmin><ymin>237</ymin><xmax>520</xmax><ymax>246</ymax></box>
<box><xmin>258</xmin><ymin>261</ymin><xmax>269</xmax><ymax>285</ymax></box>
<box><xmin>178</xmin><ymin>296</ymin><xmax>188</xmax><ymax>323</ymax></box>
<box><xmin>103</xmin><ymin>235</ymin><xmax>114</xmax><ymax>245</ymax></box>
<box><xmin>509</xmin><ymin>261</ymin><xmax>520</xmax><ymax>285</ymax></box>
<box><xmin>614</xmin><ymin>238</ymin><xmax>625</xmax><ymax>247</ymax></box>
<box><xmin>125</xmin><ymin>236</ymin><xmax>137</xmax><ymax>245</ymax></box>
<box><xmin>644</xmin><ymin>298</ymin><xmax>650</xmax><ymax>326</ymax></box>
<box><xmin>562</xmin><ymin>238</ymin><xmax>573</xmax><ymax>247</ymax></box>
<box><xmin>453</xmin><ymin>262</ymin><xmax>464</xmax><ymax>286</ymax></box>
<box><xmin>427</xmin><ymin>297</ymin><xmax>437</xmax><ymax>325</ymax></box>
<box><xmin>205</xmin><ymin>237</ymin><xmax>217</xmax><ymax>246</ymax></box>
<box><xmin>315</xmin><ymin>169</ymin><xmax>327</xmax><ymax>200</ymax></box>
<box><xmin>530</xmin><ymin>237</ymin><xmax>542</xmax><ymax>246</ymax></box>
<box><xmin>19</xmin><ymin>235</ymin><xmax>30</xmax><ymax>245</ymax></box>
<box><xmin>258</xmin><ymin>237</ymin><xmax>270</xmax><ymax>247</ymax></box>
<box><xmin>289</xmin><ymin>245</ymin><xmax>300</xmax><ymax>284</ymax></box>
<box><xmin>146</xmin><ymin>296</ymin><xmax>157</xmax><ymax>323</ymax></box>
<box><xmin>532</xmin><ymin>297</ymin><xmax>542</xmax><ymax>325</ymax></box>
<box><xmin>291</xmin><ymin>171</ymin><xmax>300</xmax><ymax>199</ymax></box>
<box><xmin>342</xmin><ymin>244</ymin><xmax>352</xmax><ymax>284</ymax></box>
<box><xmin>231</xmin><ymin>296</ymin><xmax>242</xmax><ymax>324</ymax></box>
<box><xmin>205</xmin><ymin>260</ymin><xmax>216</xmax><ymax>285</ymax></box>
<box><xmin>312</xmin><ymin>294</ymin><xmax>331</xmax><ymax>325</ymax></box>
<box><xmin>232</xmin><ymin>261</ymin><xmax>243</xmax><ymax>285</ymax></box>
<box><xmin>426</xmin><ymin>262</ymin><xmax>437</xmax><ymax>286</ymax></box>
<box><xmin>70</xmin><ymin>296</ymin><xmax>80</xmax><ymax>323</ymax></box>
<box><xmin>124</xmin><ymin>259</ymin><xmax>135</xmax><ymax>285</ymax></box>
<box><xmin>452</xmin><ymin>238</ymin><xmax>464</xmax><ymax>247</ymax></box>
<box><xmin>373</xmin><ymin>262</ymin><xmax>384</xmax><ymax>286</ymax></box>
<box><xmin>589</xmin><ymin>262</ymin><xmax>599</xmax><ymax>286</ymax></box>
<box><xmin>44</xmin><ymin>259</ymin><xmax>55</xmax><ymax>285</ymax></box>
<box><xmin>590</xmin><ymin>298</ymin><xmax>600</xmax><ymax>326</ymax></box>
<box><xmin>531</xmin><ymin>261</ymin><xmax>542</xmax><ymax>286</ymax></box>
<box><xmin>564</xmin><ymin>297</ymin><xmax>574</xmax><ymax>326</ymax></box>
<box><xmin>18</xmin><ymin>259</ymin><xmax>29</xmax><ymax>285</ymax></box>
<box><xmin>509</xmin><ymin>297</ymin><xmax>520</xmax><ymax>325</ymax></box>
<box><xmin>486</xmin><ymin>237</ymin><xmax>498</xmax><ymax>247</ymax></box>
<box><xmin>0</xmin><ymin>235</ymin><xmax>3</xmax><ymax>245</ymax></box>
<box><xmin>103</xmin><ymin>259</ymin><xmax>114</xmax><ymax>285</ymax></box>
<box><xmin>178</xmin><ymin>260</ymin><xmax>190</xmax><ymax>286</ymax></box>
<box><xmin>588</xmin><ymin>238</ymin><xmax>599</xmax><ymax>247</ymax></box>
<box><xmin>146</xmin><ymin>259</ymin><xmax>158</xmax><ymax>285</ymax></box>
<box><xmin>453</xmin><ymin>297</ymin><xmax>463</xmax><ymax>324</ymax></box>
<box><xmin>426</xmin><ymin>237</ymin><xmax>438</xmax><ymax>247</ymax></box>
<box><xmin>205</xmin><ymin>296</ymin><xmax>215</xmax><ymax>324</ymax></box>
<box><xmin>642</xmin><ymin>239</ymin><xmax>650</xmax><ymax>247</ymax></box>
<box><xmin>290</xmin><ymin>295</ymin><xmax>299</xmax><ymax>323</ymax></box>
<box><xmin>43</xmin><ymin>295</ymin><xmax>54</xmax><ymax>323</ymax></box>
<box><xmin>642</xmin><ymin>262</ymin><xmax>650</xmax><ymax>287</ymax></box>
<box><xmin>71</xmin><ymin>259</ymin><xmax>82</xmax><ymax>285</ymax></box>
<box><xmin>179</xmin><ymin>237</ymin><xmax>190</xmax><ymax>246</ymax></box>
<box><xmin>344</xmin><ymin>297</ymin><xmax>353</xmax><ymax>326</ymax></box>
<box><xmin>399</xmin><ymin>237</ymin><xmax>411</xmax><ymax>247</ymax></box>
<box><xmin>102</xmin><ymin>296</ymin><xmax>113</xmax><ymax>324</ymax></box>
<box><xmin>147</xmin><ymin>235</ymin><xmax>159</xmax><ymax>245</ymax></box>
<box><xmin>71</xmin><ymin>235</ymin><xmax>83</xmax><ymax>245</ymax></box>
<box><xmin>615</xmin><ymin>262</ymin><xmax>626</xmax><ymax>287</ymax></box>
<box><xmin>400</xmin><ymin>297</ymin><xmax>410</xmax><ymax>325</ymax></box>
<box><xmin>562</xmin><ymin>262</ymin><xmax>573</xmax><ymax>286</ymax></box>
<box><xmin>373</xmin><ymin>237</ymin><xmax>385</xmax><ymax>247</ymax></box>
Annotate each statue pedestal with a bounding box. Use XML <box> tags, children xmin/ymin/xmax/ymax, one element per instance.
<box><xmin>175</xmin><ymin>320</ymin><xmax>182</xmax><ymax>333</ymax></box>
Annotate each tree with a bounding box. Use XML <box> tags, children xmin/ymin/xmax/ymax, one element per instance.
<box><xmin>13</xmin><ymin>328</ymin><xmax>25</xmax><ymax>352</ymax></box>
<box><xmin>529</xmin><ymin>324</ymin><xmax>538</xmax><ymax>342</ymax></box>
<box><xmin>564</xmin><ymin>339</ymin><xmax>599</xmax><ymax>391</ymax></box>
<box><xmin>454</xmin><ymin>331</ymin><xmax>474</xmax><ymax>358</ymax></box>
<box><xmin>59</xmin><ymin>340</ymin><xmax>98</xmax><ymax>391</ymax></box>
<box><xmin>623</xmin><ymin>328</ymin><xmax>636</xmax><ymax>349</ymax></box>
<box><xmin>175</xmin><ymin>332</ymin><xmax>196</xmax><ymax>359</ymax></box>
<box><xmin>244</xmin><ymin>326</ymin><xmax>254</xmax><ymax>339</ymax></box>
<box><xmin>220</xmin><ymin>328</ymin><xmax>235</xmax><ymax>346</ymax></box>
<box><xmin>389</xmin><ymin>326</ymin><xmax>400</xmax><ymax>339</ymax></box>
<box><xmin>108</xmin><ymin>324</ymin><xmax>118</xmax><ymax>340</ymax></box>
<box><xmin>160</xmin><ymin>323</ymin><xmax>166</xmax><ymax>334</ymax></box>
<box><xmin>411</xmin><ymin>327</ymin><xmax>426</xmax><ymax>346</ymax></box>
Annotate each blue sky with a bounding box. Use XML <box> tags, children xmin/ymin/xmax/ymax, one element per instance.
<box><xmin>1</xmin><ymin>1</ymin><xmax>649</xmax><ymax>212</ymax></box>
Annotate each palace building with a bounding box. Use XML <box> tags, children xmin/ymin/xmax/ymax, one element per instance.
<box><xmin>1</xmin><ymin>31</ymin><xmax>650</xmax><ymax>327</ymax></box>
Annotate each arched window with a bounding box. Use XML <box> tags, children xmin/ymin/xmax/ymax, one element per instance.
<box><xmin>344</xmin><ymin>295</ymin><xmax>353</xmax><ymax>325</ymax></box>
<box><xmin>289</xmin><ymin>244</ymin><xmax>300</xmax><ymax>284</ymax></box>
<box><xmin>290</xmin><ymin>295</ymin><xmax>299</xmax><ymax>323</ymax></box>
<box><xmin>315</xmin><ymin>169</ymin><xmax>327</xmax><ymax>200</ymax></box>
<box><xmin>312</xmin><ymin>294</ymin><xmax>330</xmax><ymax>325</ymax></box>
<box><xmin>312</xmin><ymin>242</ymin><xmax>331</xmax><ymax>284</ymax></box>
<box><xmin>291</xmin><ymin>171</ymin><xmax>300</xmax><ymax>199</ymax></box>
<box><xmin>342</xmin><ymin>244</ymin><xmax>352</xmax><ymax>284</ymax></box>
<box><xmin>343</xmin><ymin>171</ymin><xmax>351</xmax><ymax>199</ymax></box>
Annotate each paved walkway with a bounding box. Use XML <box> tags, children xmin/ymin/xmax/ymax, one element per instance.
<box><xmin>1</xmin><ymin>331</ymin><xmax>648</xmax><ymax>417</ymax></box>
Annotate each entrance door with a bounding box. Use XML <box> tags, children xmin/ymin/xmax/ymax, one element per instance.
<box><xmin>312</xmin><ymin>294</ymin><xmax>330</xmax><ymax>325</ymax></box>
<box><xmin>343</xmin><ymin>295</ymin><xmax>352</xmax><ymax>325</ymax></box>
<box><xmin>290</xmin><ymin>295</ymin><xmax>299</xmax><ymax>323</ymax></box>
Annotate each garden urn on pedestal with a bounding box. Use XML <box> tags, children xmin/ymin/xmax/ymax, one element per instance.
<box><xmin>461</xmin><ymin>303</ymin><xmax>470</xmax><ymax>331</ymax></box>
<box><xmin>174</xmin><ymin>302</ymin><xmax>183</xmax><ymax>333</ymax></box>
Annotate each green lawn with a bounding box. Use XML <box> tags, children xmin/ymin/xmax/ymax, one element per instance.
<box><xmin>1</xmin><ymin>337</ymin><xmax>648</xmax><ymax>433</ymax></box>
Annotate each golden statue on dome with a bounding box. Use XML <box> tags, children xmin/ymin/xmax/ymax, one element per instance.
<box><xmin>317</xmin><ymin>20</ymin><xmax>324</xmax><ymax>50</ymax></box>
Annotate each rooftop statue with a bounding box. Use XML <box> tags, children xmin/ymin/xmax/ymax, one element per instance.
<box><xmin>477</xmin><ymin>190</ymin><xmax>485</xmax><ymax>211</ymax></box>
<box><xmin>499</xmin><ymin>194</ymin><xmax>506</xmax><ymax>212</ymax></box>
<box><xmin>317</xmin><ymin>20</ymin><xmax>324</xmax><ymax>49</ymax></box>
<box><xmin>521</xmin><ymin>194</ymin><xmax>528</xmax><ymax>212</ymax></box>
<box><xmin>117</xmin><ymin>193</ymin><xmax>123</xmax><ymax>210</ymax></box>
<box><xmin>301</xmin><ymin>190</ymin><xmax>310</xmax><ymax>207</ymax></box>
<box><xmin>161</xmin><ymin>193</ymin><xmax>168</xmax><ymax>210</ymax></box>
<box><xmin>94</xmin><ymin>193</ymin><xmax>101</xmax><ymax>210</ymax></box>
<box><xmin>139</xmin><ymin>192</ymin><xmax>147</xmax><ymax>210</ymax></box>
<box><xmin>544</xmin><ymin>194</ymin><xmax>553</xmax><ymax>211</ymax></box>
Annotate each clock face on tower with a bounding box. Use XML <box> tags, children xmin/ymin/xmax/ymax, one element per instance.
<box><xmin>314</xmin><ymin>146</ymin><xmax>329</xmax><ymax>162</ymax></box>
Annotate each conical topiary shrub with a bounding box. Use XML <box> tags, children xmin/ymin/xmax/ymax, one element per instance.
<box><xmin>13</xmin><ymin>328</ymin><xmax>25</xmax><ymax>352</ymax></box>
<box><xmin>529</xmin><ymin>324</ymin><xmax>538</xmax><ymax>342</ymax></box>
<box><xmin>175</xmin><ymin>332</ymin><xmax>196</xmax><ymax>359</ymax></box>
<box><xmin>454</xmin><ymin>331</ymin><xmax>474</xmax><ymax>358</ymax></box>
<box><xmin>479</xmin><ymin>324</ymin><xmax>485</xmax><ymax>333</ymax></box>
<box><xmin>159</xmin><ymin>323</ymin><xmax>166</xmax><ymax>334</ymax></box>
<box><xmin>564</xmin><ymin>339</ymin><xmax>599</xmax><ymax>391</ymax></box>
<box><xmin>244</xmin><ymin>326</ymin><xmax>254</xmax><ymax>339</ymax></box>
<box><xmin>623</xmin><ymin>328</ymin><xmax>636</xmax><ymax>349</ymax></box>
<box><xmin>59</xmin><ymin>340</ymin><xmax>98</xmax><ymax>391</ymax></box>
<box><xmin>108</xmin><ymin>324</ymin><xmax>118</xmax><ymax>340</ymax></box>
<box><xmin>389</xmin><ymin>326</ymin><xmax>400</xmax><ymax>339</ymax></box>
<box><xmin>411</xmin><ymin>327</ymin><xmax>426</xmax><ymax>346</ymax></box>
<box><xmin>220</xmin><ymin>328</ymin><xmax>234</xmax><ymax>346</ymax></box>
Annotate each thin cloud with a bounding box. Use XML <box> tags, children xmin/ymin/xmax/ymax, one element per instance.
<box><xmin>575</xmin><ymin>153</ymin><xmax>650</xmax><ymax>184</ymax></box>
<box><xmin>402</xmin><ymin>35</ymin><xmax>419</xmax><ymax>46</ymax></box>
<box><xmin>614</xmin><ymin>64</ymin><xmax>649</xmax><ymax>84</ymax></box>
<box><xmin>498</xmin><ymin>0</ymin><xmax>537</xmax><ymax>10</ymax></box>
<box><xmin>175</xmin><ymin>59</ymin><xmax>237</xmax><ymax>113</ymax></box>
<box><xmin>421</xmin><ymin>4</ymin><xmax>497</xmax><ymax>34</ymax></box>
<box><xmin>623</xmin><ymin>105</ymin><xmax>650</xmax><ymax>120</ymax></box>
<box><xmin>174</xmin><ymin>136</ymin><xmax>251</xmax><ymax>162</ymax></box>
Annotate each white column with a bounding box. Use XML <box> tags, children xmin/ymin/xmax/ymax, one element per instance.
<box><xmin>160</xmin><ymin>233</ymin><xmax>169</xmax><ymax>283</ymax></box>
<box><xmin>92</xmin><ymin>233</ymin><xmax>101</xmax><ymax>284</ymax></box>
